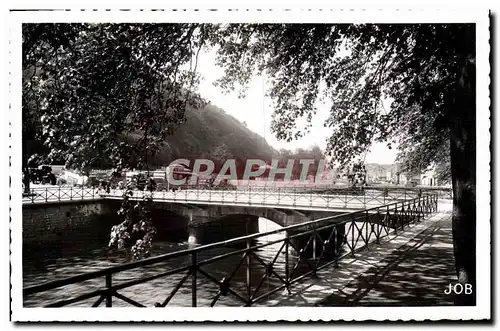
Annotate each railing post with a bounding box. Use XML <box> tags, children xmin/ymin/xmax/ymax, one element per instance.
<box><xmin>363</xmin><ymin>187</ymin><xmax>366</xmax><ymax>207</ymax></box>
<box><xmin>45</xmin><ymin>188</ymin><xmax>48</xmax><ymax>202</ymax></box>
<box><xmin>402</xmin><ymin>204</ymin><xmax>406</xmax><ymax>229</ymax></box>
<box><xmin>375</xmin><ymin>210</ymin><xmax>381</xmax><ymax>243</ymax></box>
<box><xmin>333</xmin><ymin>226</ymin><xmax>340</xmax><ymax>268</ymax></box>
<box><xmin>351</xmin><ymin>215</ymin><xmax>355</xmax><ymax>255</ymax></box>
<box><xmin>365</xmin><ymin>210</ymin><xmax>369</xmax><ymax>247</ymax></box>
<box><xmin>246</xmin><ymin>239</ymin><xmax>252</xmax><ymax>304</ymax></box>
<box><xmin>70</xmin><ymin>186</ymin><xmax>73</xmax><ymax>200</ymax></box>
<box><xmin>393</xmin><ymin>206</ymin><xmax>398</xmax><ymax>233</ymax></box>
<box><xmin>417</xmin><ymin>198</ymin><xmax>422</xmax><ymax>222</ymax></box>
<box><xmin>58</xmin><ymin>187</ymin><xmax>61</xmax><ymax>201</ymax></box>
<box><xmin>191</xmin><ymin>251</ymin><xmax>197</xmax><ymax>307</ymax></box>
<box><xmin>105</xmin><ymin>274</ymin><xmax>112</xmax><ymax>307</ymax></box>
<box><xmin>284</xmin><ymin>232</ymin><xmax>290</xmax><ymax>293</ymax></box>
<box><xmin>386</xmin><ymin>205</ymin><xmax>390</xmax><ymax>229</ymax></box>
<box><xmin>312</xmin><ymin>231</ymin><xmax>316</xmax><ymax>260</ymax></box>
<box><xmin>425</xmin><ymin>196</ymin><xmax>429</xmax><ymax>217</ymax></box>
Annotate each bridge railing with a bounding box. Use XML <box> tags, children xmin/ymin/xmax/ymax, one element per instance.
<box><xmin>23</xmin><ymin>194</ymin><xmax>438</xmax><ymax>307</ymax></box>
<box><xmin>101</xmin><ymin>186</ymin><xmax>441</xmax><ymax>210</ymax></box>
<box><xmin>21</xmin><ymin>184</ymin><xmax>451</xmax><ymax>207</ymax></box>
<box><xmin>22</xmin><ymin>186</ymin><xmax>101</xmax><ymax>204</ymax></box>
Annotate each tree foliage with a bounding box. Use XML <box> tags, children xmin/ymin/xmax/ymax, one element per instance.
<box><xmin>209</xmin><ymin>24</ymin><xmax>471</xmax><ymax>172</ymax></box>
<box><xmin>22</xmin><ymin>23</ymin><xmax>278</xmax><ymax>258</ymax></box>
<box><xmin>209</xmin><ymin>23</ymin><xmax>476</xmax><ymax>304</ymax></box>
<box><xmin>23</xmin><ymin>23</ymin><xmax>207</xmax><ymax>172</ymax></box>
<box><xmin>277</xmin><ymin>145</ymin><xmax>325</xmax><ymax>180</ymax></box>
<box><xmin>22</xmin><ymin>23</ymin><xmax>210</xmax><ymax>258</ymax></box>
<box><xmin>397</xmin><ymin>129</ymin><xmax>451</xmax><ymax>184</ymax></box>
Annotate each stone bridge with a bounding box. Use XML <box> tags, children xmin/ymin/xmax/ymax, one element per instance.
<box><xmin>149</xmin><ymin>201</ymin><xmax>347</xmax><ymax>245</ymax></box>
<box><xmin>23</xmin><ymin>186</ymin><xmax>444</xmax><ymax>247</ymax></box>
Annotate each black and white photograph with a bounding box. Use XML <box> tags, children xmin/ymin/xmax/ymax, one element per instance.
<box><xmin>6</xmin><ymin>5</ymin><xmax>491</xmax><ymax>323</ymax></box>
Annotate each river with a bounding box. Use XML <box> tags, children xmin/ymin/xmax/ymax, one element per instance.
<box><xmin>22</xmin><ymin>218</ymin><xmax>306</xmax><ymax>307</ymax></box>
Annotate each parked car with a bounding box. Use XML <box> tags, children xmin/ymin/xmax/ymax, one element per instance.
<box><xmin>28</xmin><ymin>165</ymin><xmax>56</xmax><ymax>185</ymax></box>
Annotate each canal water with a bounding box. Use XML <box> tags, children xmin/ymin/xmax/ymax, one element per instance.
<box><xmin>23</xmin><ymin>218</ymin><xmax>311</xmax><ymax>307</ymax></box>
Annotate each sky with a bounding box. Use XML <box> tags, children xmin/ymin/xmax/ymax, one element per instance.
<box><xmin>195</xmin><ymin>50</ymin><xmax>399</xmax><ymax>165</ymax></box>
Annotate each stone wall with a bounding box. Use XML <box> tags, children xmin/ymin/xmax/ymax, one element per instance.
<box><xmin>22</xmin><ymin>200</ymin><xmax>120</xmax><ymax>246</ymax></box>
<box><xmin>21</xmin><ymin>199</ymin><xmax>348</xmax><ymax>249</ymax></box>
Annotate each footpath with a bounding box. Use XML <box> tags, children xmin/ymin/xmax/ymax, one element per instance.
<box><xmin>260</xmin><ymin>206</ymin><xmax>457</xmax><ymax>307</ymax></box>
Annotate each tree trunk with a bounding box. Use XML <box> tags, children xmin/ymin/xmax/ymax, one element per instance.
<box><xmin>22</xmin><ymin>135</ymin><xmax>31</xmax><ymax>194</ymax></box>
<box><xmin>449</xmin><ymin>49</ymin><xmax>476</xmax><ymax>306</ymax></box>
<box><xmin>23</xmin><ymin>168</ymin><xmax>31</xmax><ymax>194</ymax></box>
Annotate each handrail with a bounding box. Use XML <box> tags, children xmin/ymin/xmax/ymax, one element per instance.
<box><xmin>22</xmin><ymin>184</ymin><xmax>452</xmax><ymax>206</ymax></box>
<box><xmin>24</xmin><ymin>194</ymin><xmax>439</xmax><ymax>302</ymax></box>
<box><xmin>22</xmin><ymin>185</ymin><xmax>453</xmax><ymax>193</ymax></box>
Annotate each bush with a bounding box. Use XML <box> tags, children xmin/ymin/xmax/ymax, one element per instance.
<box><xmin>156</xmin><ymin>182</ymin><xmax>167</xmax><ymax>191</ymax></box>
<box><xmin>86</xmin><ymin>177</ymin><xmax>99</xmax><ymax>187</ymax></box>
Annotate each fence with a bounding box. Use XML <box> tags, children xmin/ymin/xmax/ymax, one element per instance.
<box><xmin>22</xmin><ymin>186</ymin><xmax>101</xmax><ymax>204</ymax></box>
<box><xmin>23</xmin><ymin>194</ymin><xmax>438</xmax><ymax>307</ymax></box>
<box><xmin>102</xmin><ymin>187</ymin><xmax>408</xmax><ymax>210</ymax></box>
<box><xmin>22</xmin><ymin>185</ymin><xmax>451</xmax><ymax>207</ymax></box>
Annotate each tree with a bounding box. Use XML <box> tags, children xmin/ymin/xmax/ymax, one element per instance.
<box><xmin>22</xmin><ymin>23</ymin><xmax>210</xmax><ymax>258</ymax></box>
<box><xmin>397</xmin><ymin>130</ymin><xmax>452</xmax><ymax>185</ymax></box>
<box><xmin>212</xmin><ymin>142</ymin><xmax>233</xmax><ymax>167</ymax></box>
<box><xmin>210</xmin><ymin>24</ymin><xmax>476</xmax><ymax>305</ymax></box>
<box><xmin>23</xmin><ymin>24</ymin><xmax>477</xmax><ymax>302</ymax></box>
<box><xmin>23</xmin><ymin>24</ymin><xmax>209</xmax><ymax>170</ymax></box>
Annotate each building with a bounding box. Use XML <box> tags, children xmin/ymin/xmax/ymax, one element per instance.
<box><xmin>365</xmin><ymin>163</ymin><xmax>397</xmax><ymax>184</ymax></box>
<box><xmin>398</xmin><ymin>173</ymin><xmax>421</xmax><ymax>186</ymax></box>
<box><xmin>420</xmin><ymin>168</ymin><xmax>448</xmax><ymax>187</ymax></box>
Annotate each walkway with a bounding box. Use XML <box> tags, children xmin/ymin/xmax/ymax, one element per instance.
<box><xmin>259</xmin><ymin>211</ymin><xmax>456</xmax><ymax>307</ymax></box>
<box><xmin>24</xmin><ymin>186</ymin><xmax>409</xmax><ymax>211</ymax></box>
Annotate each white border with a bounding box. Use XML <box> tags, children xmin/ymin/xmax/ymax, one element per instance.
<box><xmin>8</xmin><ymin>8</ymin><xmax>491</xmax><ymax>322</ymax></box>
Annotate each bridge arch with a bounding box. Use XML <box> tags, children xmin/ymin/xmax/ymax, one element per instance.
<box><xmin>150</xmin><ymin>202</ymin><xmax>354</xmax><ymax>249</ymax></box>
<box><xmin>148</xmin><ymin>208</ymin><xmax>190</xmax><ymax>242</ymax></box>
<box><xmin>187</xmin><ymin>213</ymin><xmax>260</xmax><ymax>246</ymax></box>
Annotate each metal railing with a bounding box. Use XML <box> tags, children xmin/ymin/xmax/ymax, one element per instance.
<box><xmin>23</xmin><ymin>194</ymin><xmax>438</xmax><ymax>307</ymax></box>
<box><xmin>21</xmin><ymin>185</ymin><xmax>451</xmax><ymax>208</ymax></box>
<box><xmin>103</xmin><ymin>187</ymin><xmax>399</xmax><ymax>210</ymax></box>
<box><xmin>101</xmin><ymin>186</ymin><xmax>444</xmax><ymax>210</ymax></box>
<box><xmin>22</xmin><ymin>186</ymin><xmax>101</xmax><ymax>204</ymax></box>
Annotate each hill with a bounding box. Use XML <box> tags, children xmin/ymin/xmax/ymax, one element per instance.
<box><xmin>147</xmin><ymin>103</ymin><xmax>278</xmax><ymax>168</ymax></box>
<box><xmin>23</xmin><ymin>102</ymin><xmax>278</xmax><ymax>173</ymax></box>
